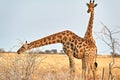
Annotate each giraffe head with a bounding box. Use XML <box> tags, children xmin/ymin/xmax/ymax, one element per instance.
<box><xmin>86</xmin><ymin>0</ymin><xmax>97</xmax><ymax>13</ymax></box>
<box><xmin>17</xmin><ymin>41</ymin><xmax>29</xmax><ymax>54</ymax></box>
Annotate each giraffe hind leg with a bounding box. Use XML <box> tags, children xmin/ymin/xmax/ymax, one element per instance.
<box><xmin>91</xmin><ymin>61</ymin><xmax>97</xmax><ymax>80</ymax></box>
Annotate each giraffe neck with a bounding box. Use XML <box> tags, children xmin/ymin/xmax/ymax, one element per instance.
<box><xmin>27</xmin><ymin>30</ymin><xmax>79</xmax><ymax>50</ymax></box>
<box><xmin>84</xmin><ymin>12</ymin><xmax>94</xmax><ymax>40</ymax></box>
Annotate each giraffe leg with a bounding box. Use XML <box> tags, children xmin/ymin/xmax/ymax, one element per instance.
<box><xmin>85</xmin><ymin>58</ymin><xmax>91</xmax><ymax>80</ymax></box>
<box><xmin>82</xmin><ymin>58</ymin><xmax>86</xmax><ymax>80</ymax></box>
<box><xmin>63</xmin><ymin>45</ymin><xmax>75</xmax><ymax>78</ymax></box>
<box><xmin>68</xmin><ymin>53</ymin><xmax>75</xmax><ymax>76</ymax></box>
<box><xmin>91</xmin><ymin>61</ymin><xmax>96</xmax><ymax>80</ymax></box>
<box><xmin>87</xmin><ymin>63</ymin><xmax>91</xmax><ymax>80</ymax></box>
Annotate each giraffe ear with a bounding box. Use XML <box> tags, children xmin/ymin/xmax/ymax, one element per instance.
<box><xmin>86</xmin><ymin>3</ymin><xmax>89</xmax><ymax>7</ymax></box>
<box><xmin>94</xmin><ymin>4</ymin><xmax>97</xmax><ymax>7</ymax></box>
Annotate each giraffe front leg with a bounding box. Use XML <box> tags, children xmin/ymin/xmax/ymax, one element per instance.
<box><xmin>82</xmin><ymin>58</ymin><xmax>91</xmax><ymax>80</ymax></box>
<box><xmin>82</xmin><ymin>58</ymin><xmax>86</xmax><ymax>80</ymax></box>
<box><xmin>87</xmin><ymin>64</ymin><xmax>91</xmax><ymax>80</ymax></box>
<box><xmin>68</xmin><ymin>54</ymin><xmax>75</xmax><ymax>74</ymax></box>
<box><xmin>63</xmin><ymin>43</ymin><xmax>75</xmax><ymax>78</ymax></box>
<box><xmin>67</xmin><ymin>49</ymin><xmax>75</xmax><ymax>79</ymax></box>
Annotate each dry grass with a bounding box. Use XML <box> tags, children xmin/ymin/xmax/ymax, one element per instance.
<box><xmin>0</xmin><ymin>53</ymin><xmax>120</xmax><ymax>80</ymax></box>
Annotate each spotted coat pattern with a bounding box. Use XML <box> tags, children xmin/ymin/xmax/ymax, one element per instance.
<box><xmin>17</xmin><ymin>0</ymin><xmax>97</xmax><ymax>80</ymax></box>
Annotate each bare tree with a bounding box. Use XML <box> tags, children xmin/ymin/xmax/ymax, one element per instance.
<box><xmin>95</xmin><ymin>23</ymin><xmax>120</xmax><ymax>55</ymax></box>
<box><xmin>95</xmin><ymin>23</ymin><xmax>120</xmax><ymax>80</ymax></box>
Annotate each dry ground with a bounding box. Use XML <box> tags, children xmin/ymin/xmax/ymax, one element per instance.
<box><xmin>0</xmin><ymin>53</ymin><xmax>120</xmax><ymax>80</ymax></box>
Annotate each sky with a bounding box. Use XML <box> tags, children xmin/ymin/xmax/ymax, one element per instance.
<box><xmin>0</xmin><ymin>0</ymin><xmax>120</xmax><ymax>54</ymax></box>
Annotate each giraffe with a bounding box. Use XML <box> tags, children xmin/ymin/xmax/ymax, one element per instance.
<box><xmin>82</xmin><ymin>0</ymin><xmax>98</xmax><ymax>80</ymax></box>
<box><xmin>17</xmin><ymin>30</ymin><xmax>84</xmax><ymax>75</ymax></box>
<box><xmin>17</xmin><ymin>0</ymin><xmax>98</xmax><ymax>80</ymax></box>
